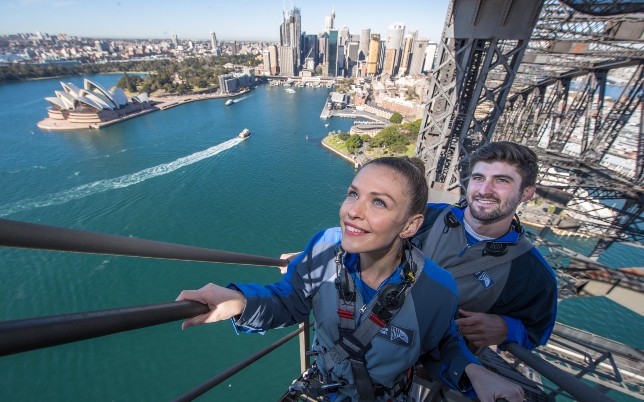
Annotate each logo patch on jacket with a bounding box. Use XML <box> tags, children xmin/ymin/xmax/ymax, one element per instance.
<box><xmin>376</xmin><ymin>324</ymin><xmax>415</xmax><ymax>347</ymax></box>
<box><xmin>472</xmin><ymin>271</ymin><xmax>496</xmax><ymax>290</ymax></box>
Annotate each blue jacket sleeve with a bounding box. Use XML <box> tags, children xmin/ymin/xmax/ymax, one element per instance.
<box><xmin>228</xmin><ymin>229</ymin><xmax>338</xmax><ymax>332</ymax></box>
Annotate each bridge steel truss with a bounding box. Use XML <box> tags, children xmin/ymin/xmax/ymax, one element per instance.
<box><xmin>417</xmin><ymin>0</ymin><xmax>644</xmax><ymax>258</ymax></box>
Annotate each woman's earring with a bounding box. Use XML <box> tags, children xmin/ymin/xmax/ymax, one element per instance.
<box><xmin>400</xmin><ymin>234</ymin><xmax>405</xmax><ymax>238</ymax></box>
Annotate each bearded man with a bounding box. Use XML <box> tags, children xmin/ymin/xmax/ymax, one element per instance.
<box><xmin>412</xmin><ymin>142</ymin><xmax>557</xmax><ymax>350</ymax></box>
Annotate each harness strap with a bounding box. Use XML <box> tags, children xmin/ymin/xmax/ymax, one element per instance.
<box><xmin>420</xmin><ymin>206</ymin><xmax>534</xmax><ymax>279</ymax></box>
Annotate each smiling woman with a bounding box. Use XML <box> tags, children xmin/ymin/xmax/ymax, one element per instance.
<box><xmin>177</xmin><ymin>156</ymin><xmax>525</xmax><ymax>402</ymax></box>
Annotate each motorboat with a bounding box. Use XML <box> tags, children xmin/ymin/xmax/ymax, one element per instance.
<box><xmin>225</xmin><ymin>99</ymin><xmax>234</xmax><ymax>106</ymax></box>
<box><xmin>285</xmin><ymin>88</ymin><xmax>296</xmax><ymax>93</ymax></box>
<box><xmin>239</xmin><ymin>128</ymin><xmax>251</xmax><ymax>138</ymax></box>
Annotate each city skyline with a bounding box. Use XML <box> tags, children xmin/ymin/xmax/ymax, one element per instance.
<box><xmin>1</xmin><ymin>0</ymin><xmax>449</xmax><ymax>42</ymax></box>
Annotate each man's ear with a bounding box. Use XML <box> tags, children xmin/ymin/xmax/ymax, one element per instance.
<box><xmin>521</xmin><ymin>185</ymin><xmax>536</xmax><ymax>202</ymax></box>
<box><xmin>402</xmin><ymin>214</ymin><xmax>424</xmax><ymax>238</ymax></box>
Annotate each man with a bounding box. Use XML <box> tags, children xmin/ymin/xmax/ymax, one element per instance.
<box><xmin>411</xmin><ymin>141</ymin><xmax>557</xmax><ymax>350</ymax></box>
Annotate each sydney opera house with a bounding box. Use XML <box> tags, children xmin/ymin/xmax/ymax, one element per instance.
<box><xmin>39</xmin><ymin>78</ymin><xmax>155</xmax><ymax>130</ymax></box>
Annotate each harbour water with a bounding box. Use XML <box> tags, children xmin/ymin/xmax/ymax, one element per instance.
<box><xmin>0</xmin><ymin>75</ymin><xmax>642</xmax><ymax>401</ymax></box>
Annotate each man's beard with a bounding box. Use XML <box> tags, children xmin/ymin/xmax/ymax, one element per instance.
<box><xmin>467</xmin><ymin>191</ymin><xmax>522</xmax><ymax>223</ymax></box>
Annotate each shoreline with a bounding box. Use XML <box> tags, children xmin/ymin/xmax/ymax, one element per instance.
<box><xmin>321</xmin><ymin>137</ymin><xmax>360</xmax><ymax>168</ymax></box>
<box><xmin>37</xmin><ymin>87</ymin><xmax>251</xmax><ymax>130</ymax></box>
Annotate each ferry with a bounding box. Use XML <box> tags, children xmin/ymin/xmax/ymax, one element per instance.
<box><xmin>225</xmin><ymin>99</ymin><xmax>234</xmax><ymax>106</ymax></box>
<box><xmin>238</xmin><ymin>128</ymin><xmax>251</xmax><ymax>138</ymax></box>
<box><xmin>285</xmin><ymin>88</ymin><xmax>296</xmax><ymax>93</ymax></box>
<box><xmin>269</xmin><ymin>80</ymin><xmax>279</xmax><ymax>86</ymax></box>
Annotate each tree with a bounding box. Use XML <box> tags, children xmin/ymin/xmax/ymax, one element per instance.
<box><xmin>338</xmin><ymin>132</ymin><xmax>350</xmax><ymax>141</ymax></box>
<box><xmin>346</xmin><ymin>134</ymin><xmax>362</xmax><ymax>153</ymax></box>
<box><xmin>390</xmin><ymin>112</ymin><xmax>403</xmax><ymax>124</ymax></box>
<box><xmin>360</xmin><ymin>134</ymin><xmax>372</xmax><ymax>142</ymax></box>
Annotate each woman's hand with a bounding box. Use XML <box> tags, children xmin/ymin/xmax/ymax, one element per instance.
<box><xmin>278</xmin><ymin>252</ymin><xmax>301</xmax><ymax>274</ymax></box>
<box><xmin>464</xmin><ymin>363</ymin><xmax>524</xmax><ymax>402</ymax></box>
<box><xmin>176</xmin><ymin>283</ymin><xmax>247</xmax><ymax>329</ymax></box>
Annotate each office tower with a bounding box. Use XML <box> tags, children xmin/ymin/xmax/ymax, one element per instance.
<box><xmin>279</xmin><ymin>45</ymin><xmax>297</xmax><ymax>76</ymax></box>
<box><xmin>347</xmin><ymin>42</ymin><xmax>359</xmax><ymax>77</ymax></box>
<box><xmin>377</xmin><ymin>40</ymin><xmax>386</xmax><ymax>74</ymax></box>
<box><xmin>408</xmin><ymin>30</ymin><xmax>418</xmax><ymax>40</ymax></box>
<box><xmin>423</xmin><ymin>42</ymin><xmax>437</xmax><ymax>72</ymax></box>
<box><xmin>188</xmin><ymin>40</ymin><xmax>194</xmax><ymax>49</ymax></box>
<box><xmin>268</xmin><ymin>45</ymin><xmax>278</xmax><ymax>74</ymax></box>
<box><xmin>359</xmin><ymin>29</ymin><xmax>370</xmax><ymax>60</ymax></box>
<box><xmin>367</xmin><ymin>34</ymin><xmax>380</xmax><ymax>75</ymax></box>
<box><xmin>210</xmin><ymin>31</ymin><xmax>217</xmax><ymax>50</ymax></box>
<box><xmin>318</xmin><ymin>32</ymin><xmax>328</xmax><ymax>64</ymax></box>
<box><xmin>383</xmin><ymin>48</ymin><xmax>397</xmax><ymax>75</ymax></box>
<box><xmin>325</xmin><ymin>7</ymin><xmax>335</xmax><ymax>33</ymax></box>
<box><xmin>305</xmin><ymin>57</ymin><xmax>315</xmax><ymax>70</ymax></box>
<box><xmin>328</xmin><ymin>29</ymin><xmax>338</xmax><ymax>77</ymax></box>
<box><xmin>280</xmin><ymin>6</ymin><xmax>302</xmax><ymax>66</ymax></box>
<box><xmin>409</xmin><ymin>38</ymin><xmax>428</xmax><ymax>75</ymax></box>
<box><xmin>304</xmin><ymin>34</ymin><xmax>319</xmax><ymax>64</ymax></box>
<box><xmin>386</xmin><ymin>23</ymin><xmax>405</xmax><ymax>73</ymax></box>
<box><xmin>399</xmin><ymin>34</ymin><xmax>415</xmax><ymax>75</ymax></box>
<box><xmin>340</xmin><ymin>26</ymin><xmax>350</xmax><ymax>48</ymax></box>
<box><xmin>263</xmin><ymin>49</ymin><xmax>272</xmax><ymax>73</ymax></box>
<box><xmin>171</xmin><ymin>33</ymin><xmax>178</xmax><ymax>48</ymax></box>
<box><xmin>337</xmin><ymin>45</ymin><xmax>345</xmax><ymax>76</ymax></box>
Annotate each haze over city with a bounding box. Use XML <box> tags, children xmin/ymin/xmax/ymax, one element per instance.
<box><xmin>1</xmin><ymin>0</ymin><xmax>449</xmax><ymax>42</ymax></box>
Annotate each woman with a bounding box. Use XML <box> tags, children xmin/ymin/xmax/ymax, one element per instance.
<box><xmin>177</xmin><ymin>157</ymin><xmax>523</xmax><ymax>402</ymax></box>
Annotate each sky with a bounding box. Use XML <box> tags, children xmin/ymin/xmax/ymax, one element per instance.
<box><xmin>1</xmin><ymin>0</ymin><xmax>450</xmax><ymax>42</ymax></box>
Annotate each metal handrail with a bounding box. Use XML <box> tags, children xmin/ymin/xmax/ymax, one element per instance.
<box><xmin>0</xmin><ymin>300</ymin><xmax>209</xmax><ymax>357</ymax></box>
<box><xmin>0</xmin><ymin>218</ymin><xmax>288</xmax><ymax>267</ymax></box>
<box><xmin>504</xmin><ymin>342</ymin><xmax>614</xmax><ymax>402</ymax></box>
<box><xmin>172</xmin><ymin>321</ymin><xmax>312</xmax><ymax>402</ymax></box>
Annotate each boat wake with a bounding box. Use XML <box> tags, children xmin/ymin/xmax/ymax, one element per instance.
<box><xmin>0</xmin><ymin>137</ymin><xmax>244</xmax><ymax>217</ymax></box>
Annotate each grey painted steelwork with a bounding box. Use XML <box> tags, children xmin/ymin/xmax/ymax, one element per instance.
<box><xmin>0</xmin><ymin>301</ymin><xmax>210</xmax><ymax>357</ymax></box>
<box><xmin>0</xmin><ymin>218</ymin><xmax>288</xmax><ymax>267</ymax></box>
<box><xmin>415</xmin><ymin>0</ymin><xmax>543</xmax><ymax>200</ymax></box>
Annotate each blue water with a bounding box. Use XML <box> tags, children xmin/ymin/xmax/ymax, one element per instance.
<box><xmin>0</xmin><ymin>75</ymin><xmax>641</xmax><ymax>401</ymax></box>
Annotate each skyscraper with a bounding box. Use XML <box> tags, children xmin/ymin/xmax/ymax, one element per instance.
<box><xmin>171</xmin><ymin>33</ymin><xmax>178</xmax><ymax>48</ymax></box>
<box><xmin>280</xmin><ymin>7</ymin><xmax>302</xmax><ymax>68</ymax></box>
<box><xmin>409</xmin><ymin>38</ymin><xmax>428</xmax><ymax>75</ymax></box>
<box><xmin>328</xmin><ymin>29</ymin><xmax>338</xmax><ymax>77</ymax></box>
<box><xmin>303</xmin><ymin>33</ymin><xmax>319</xmax><ymax>65</ymax></box>
<box><xmin>262</xmin><ymin>49</ymin><xmax>272</xmax><ymax>74</ymax></box>
<box><xmin>359</xmin><ymin>29</ymin><xmax>371</xmax><ymax>61</ymax></box>
<box><xmin>339</xmin><ymin>27</ymin><xmax>350</xmax><ymax>48</ymax></box>
<box><xmin>386</xmin><ymin>23</ymin><xmax>405</xmax><ymax>74</ymax></box>
<box><xmin>383</xmin><ymin>48</ymin><xmax>397</xmax><ymax>76</ymax></box>
<box><xmin>423</xmin><ymin>42</ymin><xmax>438</xmax><ymax>73</ymax></box>
<box><xmin>279</xmin><ymin>45</ymin><xmax>297</xmax><ymax>76</ymax></box>
<box><xmin>268</xmin><ymin>45</ymin><xmax>278</xmax><ymax>74</ymax></box>
<box><xmin>347</xmin><ymin>42</ymin><xmax>360</xmax><ymax>77</ymax></box>
<box><xmin>325</xmin><ymin>8</ymin><xmax>335</xmax><ymax>33</ymax></box>
<box><xmin>210</xmin><ymin>31</ymin><xmax>217</xmax><ymax>50</ymax></box>
<box><xmin>399</xmin><ymin>34</ymin><xmax>415</xmax><ymax>75</ymax></box>
<box><xmin>318</xmin><ymin>32</ymin><xmax>329</xmax><ymax>65</ymax></box>
<box><xmin>367</xmin><ymin>34</ymin><xmax>380</xmax><ymax>75</ymax></box>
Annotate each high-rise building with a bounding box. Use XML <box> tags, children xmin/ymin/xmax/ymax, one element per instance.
<box><xmin>408</xmin><ymin>30</ymin><xmax>418</xmax><ymax>40</ymax></box>
<box><xmin>377</xmin><ymin>40</ymin><xmax>387</xmax><ymax>74</ymax></box>
<box><xmin>325</xmin><ymin>8</ymin><xmax>335</xmax><ymax>33</ymax></box>
<box><xmin>262</xmin><ymin>49</ymin><xmax>272</xmax><ymax>74</ymax></box>
<box><xmin>303</xmin><ymin>34</ymin><xmax>319</xmax><ymax>65</ymax></box>
<box><xmin>280</xmin><ymin>7</ymin><xmax>302</xmax><ymax>66</ymax></box>
<box><xmin>386</xmin><ymin>23</ymin><xmax>405</xmax><ymax>74</ymax></box>
<box><xmin>359</xmin><ymin>29</ymin><xmax>371</xmax><ymax>60</ymax></box>
<box><xmin>367</xmin><ymin>34</ymin><xmax>380</xmax><ymax>75</ymax></box>
<box><xmin>279</xmin><ymin>45</ymin><xmax>297</xmax><ymax>76</ymax></box>
<box><xmin>210</xmin><ymin>31</ymin><xmax>217</xmax><ymax>50</ymax></box>
<box><xmin>409</xmin><ymin>38</ymin><xmax>428</xmax><ymax>75</ymax></box>
<box><xmin>423</xmin><ymin>42</ymin><xmax>438</xmax><ymax>73</ymax></box>
<box><xmin>230</xmin><ymin>40</ymin><xmax>240</xmax><ymax>55</ymax></box>
<box><xmin>347</xmin><ymin>42</ymin><xmax>360</xmax><ymax>77</ymax></box>
<box><xmin>383</xmin><ymin>48</ymin><xmax>398</xmax><ymax>75</ymax></box>
<box><xmin>268</xmin><ymin>45</ymin><xmax>278</xmax><ymax>74</ymax></box>
<box><xmin>339</xmin><ymin>26</ymin><xmax>350</xmax><ymax>48</ymax></box>
<box><xmin>399</xmin><ymin>34</ymin><xmax>415</xmax><ymax>75</ymax></box>
<box><xmin>327</xmin><ymin>29</ymin><xmax>338</xmax><ymax>77</ymax></box>
<box><xmin>171</xmin><ymin>33</ymin><xmax>178</xmax><ymax>48</ymax></box>
<box><xmin>318</xmin><ymin>32</ymin><xmax>328</xmax><ymax>64</ymax></box>
<box><xmin>337</xmin><ymin>45</ymin><xmax>345</xmax><ymax>76</ymax></box>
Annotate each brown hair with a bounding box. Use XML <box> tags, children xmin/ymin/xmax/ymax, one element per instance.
<box><xmin>363</xmin><ymin>156</ymin><xmax>428</xmax><ymax>217</ymax></box>
<box><xmin>469</xmin><ymin>142</ymin><xmax>538</xmax><ymax>190</ymax></box>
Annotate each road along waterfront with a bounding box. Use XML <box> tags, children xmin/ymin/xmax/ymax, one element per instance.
<box><xmin>0</xmin><ymin>75</ymin><xmax>642</xmax><ymax>402</ymax></box>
